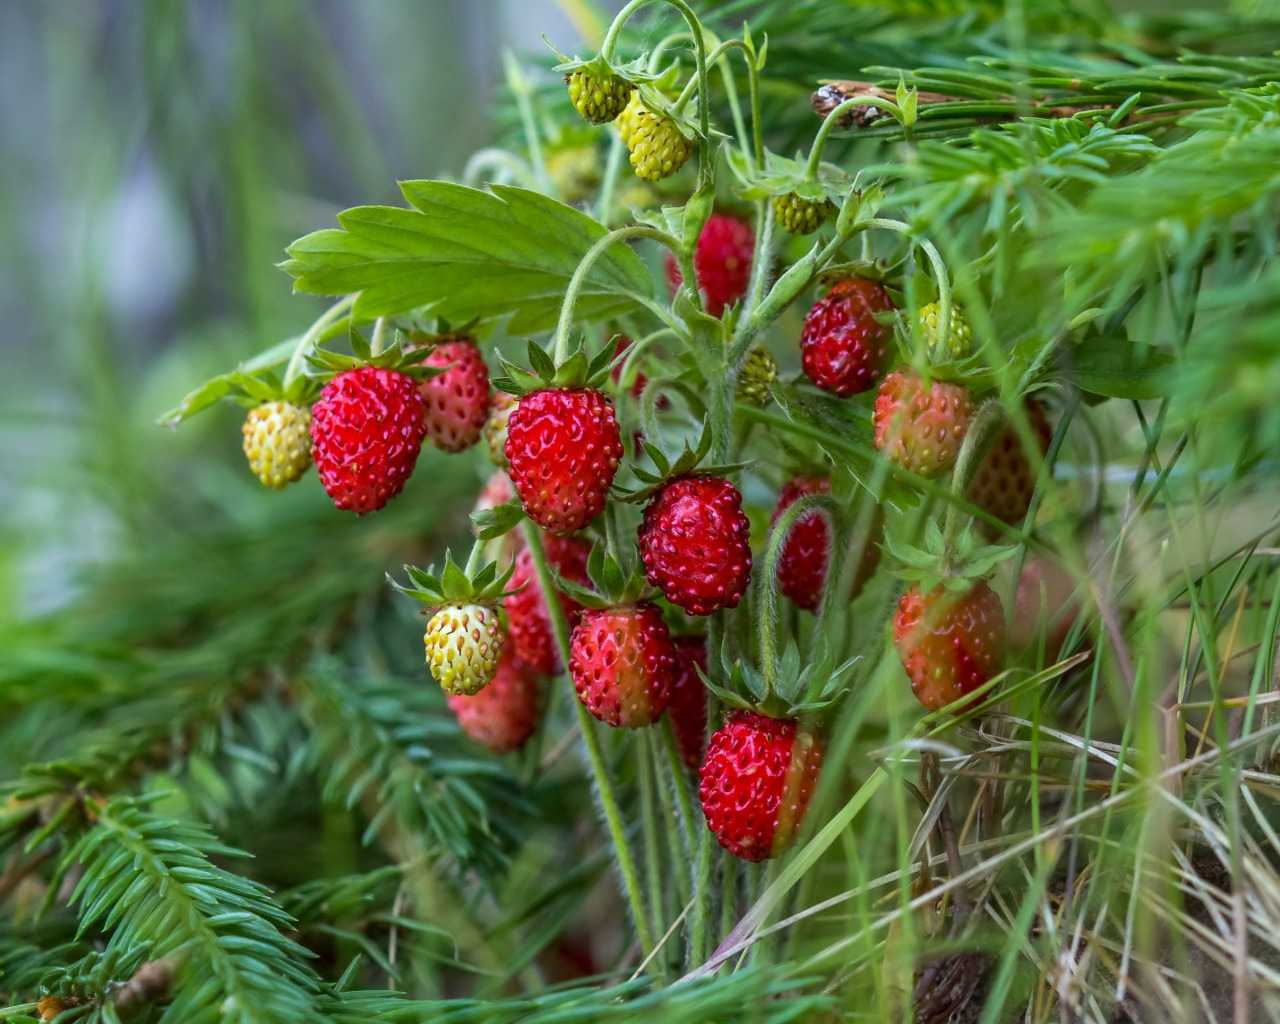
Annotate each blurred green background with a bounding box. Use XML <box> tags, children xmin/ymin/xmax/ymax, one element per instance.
<box><xmin>0</xmin><ymin>0</ymin><xmax>625</xmax><ymax>623</ymax></box>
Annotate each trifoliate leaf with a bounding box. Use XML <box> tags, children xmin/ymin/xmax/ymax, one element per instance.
<box><xmin>282</xmin><ymin>183</ymin><xmax>655</xmax><ymax>333</ymax></box>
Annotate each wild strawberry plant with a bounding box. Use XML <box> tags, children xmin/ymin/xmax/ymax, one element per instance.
<box><xmin>8</xmin><ymin>1</ymin><xmax>1280</xmax><ymax>1021</ymax></box>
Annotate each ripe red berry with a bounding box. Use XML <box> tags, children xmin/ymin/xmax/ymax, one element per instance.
<box><xmin>569</xmin><ymin>603</ymin><xmax>676</xmax><ymax>728</ymax></box>
<box><xmin>668</xmin><ymin>637</ymin><xmax>708</xmax><ymax>769</ymax></box>
<box><xmin>873</xmin><ymin>368</ymin><xmax>975</xmax><ymax>479</ymax></box>
<box><xmin>664</xmin><ymin>213</ymin><xmax>754</xmax><ymax>317</ymax></box>
<box><xmin>965</xmin><ymin>399</ymin><xmax>1052</xmax><ymax>531</ymax></box>
<box><xmin>699</xmin><ymin>710</ymin><xmax>823</xmax><ymax>861</ymax></box>
<box><xmin>310</xmin><ymin>366</ymin><xmax>426</xmax><ymax>514</ymax></box>
<box><xmin>771</xmin><ymin>476</ymin><xmax>832</xmax><ymax>612</ymax></box>
<box><xmin>893</xmin><ymin>582</ymin><xmax>1005</xmax><ymax>711</ymax></box>
<box><xmin>639</xmin><ymin>475</ymin><xmax>752</xmax><ymax>616</ymax></box>
<box><xmin>446</xmin><ymin>652</ymin><xmax>540</xmax><ymax>753</ymax></box>
<box><xmin>415</xmin><ymin>337</ymin><xmax>490</xmax><ymax>453</ymax></box>
<box><xmin>504</xmin><ymin>534</ymin><xmax>592</xmax><ymax>676</ymax></box>
<box><xmin>505</xmin><ymin>388</ymin><xmax>623</xmax><ymax>535</ymax></box>
<box><xmin>800</xmin><ymin>278</ymin><xmax>896</xmax><ymax>396</ymax></box>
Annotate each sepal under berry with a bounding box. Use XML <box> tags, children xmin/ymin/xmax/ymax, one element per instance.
<box><xmin>885</xmin><ymin>520</ymin><xmax>1017</xmax><ymax>595</ymax></box>
<box><xmin>550</xmin><ymin>51</ymin><xmax>652</xmax><ymax>125</ymax></box>
<box><xmin>550</xmin><ymin>539</ymin><xmax>651</xmax><ymax>611</ymax></box>
<box><xmin>700</xmin><ymin>634</ymin><xmax>856</xmax><ymax>720</ymax></box>
<box><xmin>305</xmin><ymin>326</ymin><xmax>446</xmax><ymax>383</ymax></box>
<box><xmin>618</xmin><ymin>426</ymin><xmax>744</xmax><ymax>505</ymax></box>
<box><xmin>387</xmin><ymin>547</ymin><xmax>521</xmax><ymax>609</ymax></box>
<box><xmin>490</xmin><ymin>338</ymin><xmax>619</xmax><ymax>397</ymax></box>
<box><xmin>727</xmin><ymin>149</ymin><xmax>847</xmax><ymax>235</ymax></box>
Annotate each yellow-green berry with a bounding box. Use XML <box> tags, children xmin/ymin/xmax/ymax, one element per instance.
<box><xmin>626</xmin><ymin>111</ymin><xmax>694</xmax><ymax>182</ymax></box>
<box><xmin>615</xmin><ymin>92</ymin><xmax>645</xmax><ymax>146</ymax></box>
<box><xmin>919</xmin><ymin>300</ymin><xmax>973</xmax><ymax>360</ymax></box>
<box><xmin>567</xmin><ymin>70</ymin><xmax>632</xmax><ymax>125</ymax></box>
<box><xmin>241</xmin><ymin>400</ymin><xmax>312</xmax><ymax>489</ymax></box>
<box><xmin>546</xmin><ymin>146</ymin><xmax>601</xmax><ymax>204</ymax></box>
<box><xmin>424</xmin><ymin>603</ymin><xmax>504</xmax><ymax>696</ymax></box>
<box><xmin>483</xmin><ymin>392</ymin><xmax>517</xmax><ymax>468</ymax></box>
<box><xmin>772</xmin><ymin>192</ymin><xmax>834</xmax><ymax>235</ymax></box>
<box><xmin>735</xmin><ymin>345</ymin><xmax>777</xmax><ymax>407</ymax></box>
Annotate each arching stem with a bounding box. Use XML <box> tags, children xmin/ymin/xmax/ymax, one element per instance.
<box><xmin>551</xmin><ymin>225</ymin><xmax>681</xmax><ymax>364</ymax></box>
<box><xmin>601</xmin><ymin>0</ymin><xmax>709</xmax><ymax>138</ymax></box>
<box><xmin>283</xmin><ymin>294</ymin><xmax>356</xmax><ymax>387</ymax></box>
<box><xmin>804</xmin><ymin>95</ymin><xmax>904</xmax><ymax>179</ymax></box>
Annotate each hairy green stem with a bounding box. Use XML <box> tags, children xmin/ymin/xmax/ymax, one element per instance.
<box><xmin>689</xmin><ymin>826</ymin><xmax>714</xmax><ymax>967</ymax></box>
<box><xmin>595</xmin><ymin>129</ymin><xmax>627</xmax><ymax>226</ymax></box>
<box><xmin>637</xmin><ymin>735</ymin><xmax>666</xmax><ymax>944</ymax></box>
<box><xmin>863</xmin><ymin>218</ymin><xmax>954</xmax><ymax>361</ymax></box>
<box><xmin>601</xmin><ymin>0</ymin><xmax>709</xmax><ymax>138</ymax></box>
<box><xmin>758</xmin><ymin>494</ymin><xmax>840</xmax><ymax>696</ymax></box>
<box><xmin>520</xmin><ymin>522</ymin><xmax>657</xmax><ymax>960</ymax></box>
<box><xmin>941</xmin><ymin>399</ymin><xmax>1006</xmax><ymax>555</ymax></box>
<box><xmin>660</xmin><ymin>716</ymin><xmax>699</xmax><ymax>857</ymax></box>
<box><xmin>551</xmin><ymin>225</ymin><xmax>681</xmax><ymax>363</ymax></box>
<box><xmin>283</xmin><ymin>293</ymin><xmax>356</xmax><ymax>386</ymax></box>
<box><xmin>805</xmin><ymin>95</ymin><xmax>903</xmax><ymax>178</ymax></box>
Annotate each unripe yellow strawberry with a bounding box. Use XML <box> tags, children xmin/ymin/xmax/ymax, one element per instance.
<box><xmin>241</xmin><ymin>401</ymin><xmax>312</xmax><ymax>489</ymax></box>
<box><xmin>424</xmin><ymin>603</ymin><xmax>504</xmax><ymax>697</ymax></box>
<box><xmin>567</xmin><ymin>69</ymin><xmax>632</xmax><ymax>125</ymax></box>
<box><xmin>735</xmin><ymin>345</ymin><xmax>777</xmax><ymax>407</ymax></box>
<box><xmin>615</xmin><ymin>92</ymin><xmax>645</xmax><ymax>145</ymax></box>
<box><xmin>918</xmin><ymin>300</ymin><xmax>973</xmax><ymax>360</ymax></box>
<box><xmin>626</xmin><ymin>111</ymin><xmax>694</xmax><ymax>181</ymax></box>
<box><xmin>772</xmin><ymin>192</ymin><xmax>834</xmax><ymax>235</ymax></box>
<box><xmin>483</xmin><ymin>391</ymin><xmax>517</xmax><ymax>468</ymax></box>
<box><xmin>546</xmin><ymin>146</ymin><xmax>601</xmax><ymax>204</ymax></box>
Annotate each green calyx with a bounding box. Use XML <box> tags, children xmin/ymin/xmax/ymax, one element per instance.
<box><xmin>306</xmin><ymin>325</ymin><xmax>446</xmax><ymax>383</ymax></box>
<box><xmin>198</xmin><ymin>368</ymin><xmax>318</xmax><ymax>415</ymax></box>
<box><xmin>700</xmin><ymin>635</ymin><xmax>857</xmax><ymax>720</ymax></box>
<box><xmin>553</xmin><ymin>540</ymin><xmax>651</xmax><ymax>611</ymax></box>
<box><xmin>490</xmin><ymin>339</ymin><xmax>618</xmax><ymax>398</ymax></box>
<box><xmin>728</xmin><ymin>149</ymin><xmax>847</xmax><ymax>226</ymax></box>
<box><xmin>887</xmin><ymin>520</ymin><xmax>1016</xmax><ymax>594</ymax></box>
<box><xmin>618</xmin><ymin>426</ymin><xmax>745</xmax><ymax>504</ymax></box>
<box><xmin>388</xmin><ymin>549</ymin><xmax>521</xmax><ymax>608</ymax></box>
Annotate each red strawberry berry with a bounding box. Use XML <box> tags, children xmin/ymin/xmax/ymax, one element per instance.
<box><xmin>639</xmin><ymin>475</ymin><xmax>752</xmax><ymax>616</ymax></box>
<box><xmin>771</xmin><ymin>476</ymin><xmax>832</xmax><ymax>612</ymax></box>
<box><xmin>504</xmin><ymin>534</ymin><xmax>592</xmax><ymax>676</ymax></box>
<box><xmin>505</xmin><ymin>388</ymin><xmax>623</xmax><ymax>535</ymax></box>
<box><xmin>414</xmin><ymin>337</ymin><xmax>490</xmax><ymax>453</ymax></box>
<box><xmin>668</xmin><ymin>637</ymin><xmax>708</xmax><ymax>769</ymax></box>
<box><xmin>873</xmin><ymin>368</ymin><xmax>975</xmax><ymax>479</ymax></box>
<box><xmin>310</xmin><ymin>366</ymin><xmax>426</xmax><ymax>514</ymax></box>
<box><xmin>965</xmin><ymin>399</ymin><xmax>1052</xmax><ymax>531</ymax></box>
<box><xmin>664</xmin><ymin>213</ymin><xmax>754</xmax><ymax>317</ymax></box>
<box><xmin>569</xmin><ymin>603</ymin><xmax>676</xmax><ymax>728</ymax></box>
<box><xmin>800</xmin><ymin>278</ymin><xmax>896</xmax><ymax>396</ymax></box>
<box><xmin>447</xmin><ymin>652</ymin><xmax>540</xmax><ymax>753</ymax></box>
<box><xmin>893</xmin><ymin>582</ymin><xmax>1005</xmax><ymax>711</ymax></box>
<box><xmin>699</xmin><ymin>710</ymin><xmax>823</xmax><ymax>861</ymax></box>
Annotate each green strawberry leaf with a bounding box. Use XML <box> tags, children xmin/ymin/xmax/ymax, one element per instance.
<box><xmin>282</xmin><ymin>182</ymin><xmax>656</xmax><ymax>333</ymax></box>
<box><xmin>1064</xmin><ymin>334</ymin><xmax>1174</xmax><ymax>400</ymax></box>
<box><xmin>470</xmin><ymin>498</ymin><xmax>526</xmax><ymax>541</ymax></box>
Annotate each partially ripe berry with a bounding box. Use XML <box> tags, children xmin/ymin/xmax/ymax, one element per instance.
<box><xmin>415</xmin><ymin>338</ymin><xmax>490</xmax><ymax>454</ymax></box>
<box><xmin>310</xmin><ymin>366</ymin><xmax>426</xmax><ymax>514</ymax></box>
<box><xmin>893</xmin><ymin>582</ymin><xmax>1005</xmax><ymax>711</ymax></box>
<box><xmin>965</xmin><ymin>399</ymin><xmax>1052</xmax><ymax>533</ymax></box>
<box><xmin>567</xmin><ymin>69</ymin><xmax>632</xmax><ymax>125</ymax></box>
<box><xmin>242</xmin><ymin>400</ymin><xmax>312</xmax><ymax>488</ymax></box>
<box><xmin>505</xmin><ymin>388</ymin><xmax>623</xmax><ymax>535</ymax></box>
<box><xmin>504</xmin><ymin>535</ymin><xmax>592</xmax><ymax>676</ymax></box>
<box><xmin>668</xmin><ymin>637</ymin><xmax>709</xmax><ymax>769</ymax></box>
<box><xmin>639</xmin><ymin>475</ymin><xmax>752</xmax><ymax>616</ymax></box>
<box><xmin>483</xmin><ymin>391</ymin><xmax>517</xmax><ymax>468</ymax></box>
<box><xmin>424</xmin><ymin>603</ymin><xmax>504</xmax><ymax>697</ymax></box>
<box><xmin>569</xmin><ymin>603</ymin><xmax>676</xmax><ymax>728</ymax></box>
<box><xmin>699</xmin><ymin>710</ymin><xmax>823</xmax><ymax>861</ymax></box>
<box><xmin>447</xmin><ymin>652</ymin><xmax>540</xmax><ymax>753</ymax></box>
<box><xmin>1009</xmin><ymin>557</ymin><xmax>1079</xmax><ymax>659</ymax></box>
<box><xmin>873</xmin><ymin>369</ymin><xmax>975</xmax><ymax>479</ymax></box>
<box><xmin>800</xmin><ymin>278</ymin><xmax>896</xmax><ymax>397</ymax></box>
<box><xmin>664</xmin><ymin>213</ymin><xmax>754</xmax><ymax>317</ymax></box>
